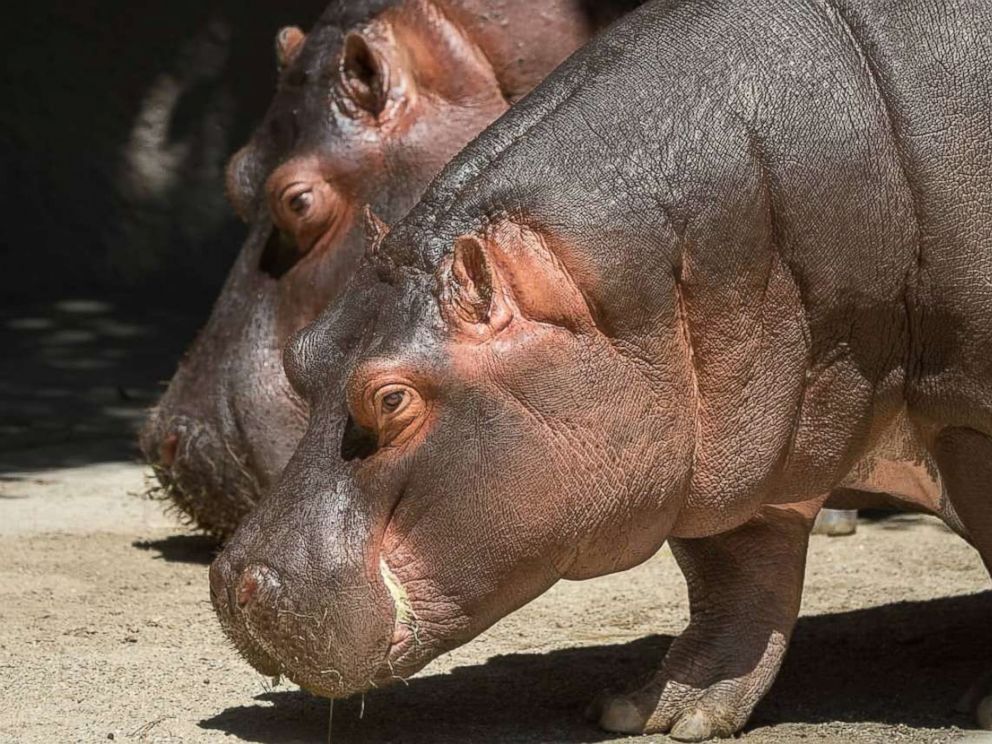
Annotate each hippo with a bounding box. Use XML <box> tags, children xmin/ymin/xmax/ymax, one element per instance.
<box><xmin>211</xmin><ymin>0</ymin><xmax>992</xmax><ymax>738</ymax></box>
<box><xmin>140</xmin><ymin>0</ymin><xmax>642</xmax><ymax>538</ymax></box>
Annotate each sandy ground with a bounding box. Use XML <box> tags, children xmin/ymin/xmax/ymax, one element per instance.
<box><xmin>1</xmin><ymin>456</ymin><xmax>991</xmax><ymax>744</ymax></box>
<box><xmin>2</xmin><ymin>299</ymin><xmax>992</xmax><ymax>743</ymax></box>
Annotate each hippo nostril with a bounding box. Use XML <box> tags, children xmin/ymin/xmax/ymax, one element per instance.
<box><xmin>238</xmin><ymin>573</ymin><xmax>259</xmax><ymax>607</ymax></box>
<box><xmin>236</xmin><ymin>565</ymin><xmax>279</xmax><ymax>608</ymax></box>
<box><xmin>159</xmin><ymin>432</ymin><xmax>179</xmax><ymax>468</ymax></box>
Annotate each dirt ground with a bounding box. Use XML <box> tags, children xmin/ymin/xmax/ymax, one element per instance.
<box><xmin>2</xmin><ymin>300</ymin><xmax>992</xmax><ymax>743</ymax></box>
<box><xmin>1</xmin><ymin>457</ymin><xmax>991</xmax><ymax>744</ymax></box>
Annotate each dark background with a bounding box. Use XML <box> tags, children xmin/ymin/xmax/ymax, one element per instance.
<box><xmin>0</xmin><ymin>1</ymin><xmax>323</xmax><ymax>467</ymax></box>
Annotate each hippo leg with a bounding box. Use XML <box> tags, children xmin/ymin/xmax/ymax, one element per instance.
<box><xmin>594</xmin><ymin>505</ymin><xmax>814</xmax><ymax>741</ymax></box>
<box><xmin>932</xmin><ymin>427</ymin><xmax>992</xmax><ymax>731</ymax></box>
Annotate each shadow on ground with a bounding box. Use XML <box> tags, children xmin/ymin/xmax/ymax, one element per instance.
<box><xmin>133</xmin><ymin>533</ymin><xmax>219</xmax><ymax>565</ymax></box>
<box><xmin>201</xmin><ymin>591</ymin><xmax>992</xmax><ymax>743</ymax></box>
<box><xmin>0</xmin><ymin>296</ymin><xmax>206</xmax><ymax>471</ymax></box>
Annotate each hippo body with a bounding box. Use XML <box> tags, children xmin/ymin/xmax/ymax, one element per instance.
<box><xmin>213</xmin><ymin>0</ymin><xmax>992</xmax><ymax>738</ymax></box>
<box><xmin>140</xmin><ymin>0</ymin><xmax>643</xmax><ymax>538</ymax></box>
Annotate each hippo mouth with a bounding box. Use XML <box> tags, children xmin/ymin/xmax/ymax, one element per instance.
<box><xmin>373</xmin><ymin>552</ymin><xmax>477</xmax><ymax>690</ymax></box>
<box><xmin>140</xmin><ymin>411</ymin><xmax>263</xmax><ymax>539</ymax></box>
<box><xmin>210</xmin><ymin>545</ymin><xmax>405</xmax><ymax>698</ymax></box>
<box><xmin>377</xmin><ymin>557</ymin><xmax>427</xmax><ymax>683</ymax></box>
<box><xmin>211</xmin><ymin>538</ymin><xmax>464</xmax><ymax>699</ymax></box>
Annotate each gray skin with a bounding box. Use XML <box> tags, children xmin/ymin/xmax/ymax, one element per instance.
<box><xmin>139</xmin><ymin>0</ymin><xmax>642</xmax><ymax>538</ymax></box>
<box><xmin>211</xmin><ymin>0</ymin><xmax>992</xmax><ymax>739</ymax></box>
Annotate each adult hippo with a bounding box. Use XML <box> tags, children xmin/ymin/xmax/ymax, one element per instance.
<box><xmin>140</xmin><ymin>0</ymin><xmax>642</xmax><ymax>538</ymax></box>
<box><xmin>211</xmin><ymin>0</ymin><xmax>992</xmax><ymax>738</ymax></box>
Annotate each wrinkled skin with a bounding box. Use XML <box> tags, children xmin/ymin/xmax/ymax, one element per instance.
<box><xmin>140</xmin><ymin>0</ymin><xmax>641</xmax><ymax>538</ymax></box>
<box><xmin>213</xmin><ymin>0</ymin><xmax>992</xmax><ymax>738</ymax></box>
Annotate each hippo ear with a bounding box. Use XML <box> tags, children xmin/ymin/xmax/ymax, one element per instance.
<box><xmin>275</xmin><ymin>27</ymin><xmax>306</xmax><ymax>71</ymax></box>
<box><xmin>445</xmin><ymin>225</ymin><xmax>594</xmax><ymax>335</ymax></box>
<box><xmin>340</xmin><ymin>30</ymin><xmax>390</xmax><ymax>116</ymax></box>
<box><xmin>446</xmin><ymin>223</ymin><xmax>595</xmax><ymax>335</ymax></box>
<box><xmin>449</xmin><ymin>235</ymin><xmax>496</xmax><ymax>325</ymax></box>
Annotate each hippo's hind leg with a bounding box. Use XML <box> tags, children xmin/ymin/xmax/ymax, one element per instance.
<box><xmin>932</xmin><ymin>426</ymin><xmax>992</xmax><ymax>730</ymax></box>
<box><xmin>591</xmin><ymin>503</ymin><xmax>816</xmax><ymax>741</ymax></box>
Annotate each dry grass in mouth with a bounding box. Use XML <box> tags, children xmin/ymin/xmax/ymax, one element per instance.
<box><xmin>143</xmin><ymin>465</ymin><xmax>210</xmax><ymax>530</ymax></box>
<box><xmin>141</xmin><ymin>466</ymin><xmax>169</xmax><ymax>501</ymax></box>
<box><xmin>142</xmin><ymin>462</ymin><xmax>243</xmax><ymax>541</ymax></box>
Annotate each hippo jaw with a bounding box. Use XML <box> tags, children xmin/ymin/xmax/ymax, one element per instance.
<box><xmin>139</xmin><ymin>410</ymin><xmax>263</xmax><ymax>536</ymax></box>
<box><xmin>373</xmin><ymin>551</ymin><xmax>489</xmax><ymax>689</ymax></box>
<box><xmin>210</xmin><ymin>526</ymin><xmax>466</xmax><ymax>698</ymax></box>
<box><xmin>376</xmin><ymin>556</ymin><xmax>446</xmax><ymax>686</ymax></box>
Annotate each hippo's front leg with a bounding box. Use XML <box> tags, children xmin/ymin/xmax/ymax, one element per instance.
<box><xmin>594</xmin><ymin>504</ymin><xmax>817</xmax><ymax>741</ymax></box>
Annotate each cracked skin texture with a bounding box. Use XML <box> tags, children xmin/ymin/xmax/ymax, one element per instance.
<box><xmin>140</xmin><ymin>0</ymin><xmax>643</xmax><ymax>539</ymax></box>
<box><xmin>212</xmin><ymin>0</ymin><xmax>992</xmax><ymax>739</ymax></box>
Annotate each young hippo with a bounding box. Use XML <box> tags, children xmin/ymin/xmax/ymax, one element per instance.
<box><xmin>211</xmin><ymin>0</ymin><xmax>992</xmax><ymax>738</ymax></box>
<box><xmin>139</xmin><ymin>0</ymin><xmax>641</xmax><ymax>538</ymax></box>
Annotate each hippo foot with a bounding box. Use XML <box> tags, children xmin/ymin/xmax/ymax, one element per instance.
<box><xmin>588</xmin><ymin>627</ymin><xmax>787</xmax><ymax>741</ymax></box>
<box><xmin>589</xmin><ymin>681</ymin><xmax>746</xmax><ymax>740</ymax></box>
<box><xmin>956</xmin><ymin>670</ymin><xmax>992</xmax><ymax>729</ymax></box>
<box><xmin>588</xmin><ymin>507</ymin><xmax>816</xmax><ymax>740</ymax></box>
<box><xmin>588</xmin><ymin>611</ymin><xmax>793</xmax><ymax>740</ymax></box>
<box><xmin>810</xmin><ymin>508</ymin><xmax>858</xmax><ymax>536</ymax></box>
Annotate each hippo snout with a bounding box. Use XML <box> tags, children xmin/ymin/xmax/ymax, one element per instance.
<box><xmin>235</xmin><ymin>564</ymin><xmax>279</xmax><ymax>607</ymax></box>
<box><xmin>210</xmin><ymin>557</ymin><xmax>281</xmax><ymax>614</ymax></box>
<box><xmin>208</xmin><ymin>553</ymin><xmax>285</xmax><ymax>678</ymax></box>
<box><xmin>140</xmin><ymin>411</ymin><xmax>260</xmax><ymax>538</ymax></box>
<box><xmin>208</xmin><ymin>472</ymin><xmax>406</xmax><ymax>698</ymax></box>
<box><xmin>142</xmin><ymin>414</ymin><xmax>213</xmax><ymax>472</ymax></box>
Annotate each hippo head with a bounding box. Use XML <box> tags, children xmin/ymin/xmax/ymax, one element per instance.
<box><xmin>140</xmin><ymin>0</ymin><xmax>513</xmax><ymax>537</ymax></box>
<box><xmin>210</xmin><ymin>213</ymin><xmax>696</xmax><ymax>695</ymax></box>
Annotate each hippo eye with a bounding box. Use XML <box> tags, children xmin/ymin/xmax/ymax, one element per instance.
<box><xmin>363</xmin><ymin>383</ymin><xmax>427</xmax><ymax>451</ymax></box>
<box><xmin>372</xmin><ymin>384</ymin><xmax>412</xmax><ymax>422</ymax></box>
<box><xmin>381</xmin><ymin>390</ymin><xmax>404</xmax><ymax>413</ymax></box>
<box><xmin>288</xmin><ymin>189</ymin><xmax>314</xmax><ymax>215</ymax></box>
